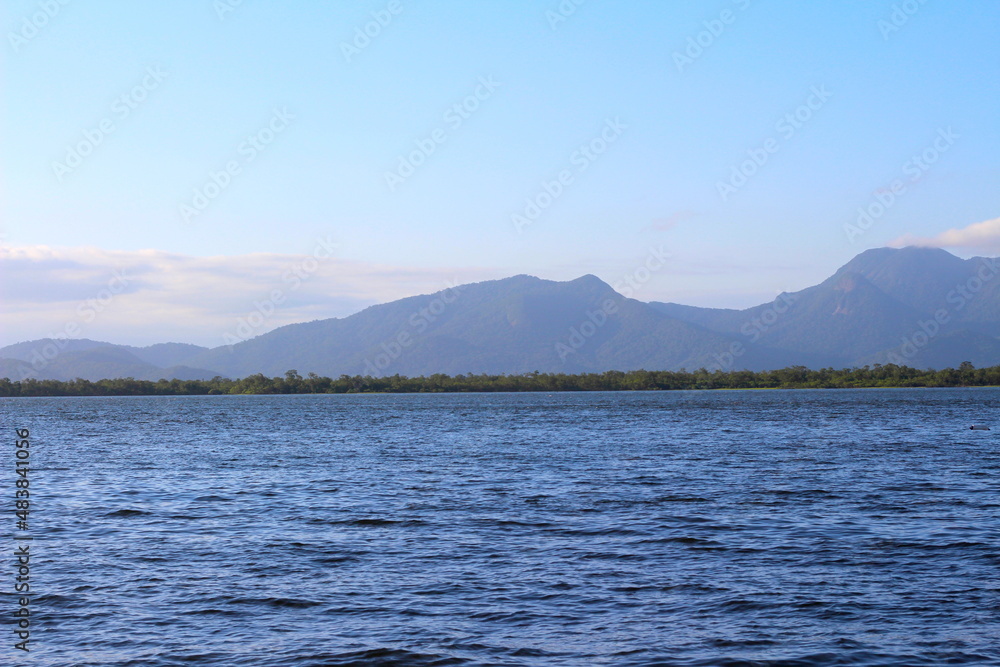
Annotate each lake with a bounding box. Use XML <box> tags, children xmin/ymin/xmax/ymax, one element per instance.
<box><xmin>2</xmin><ymin>389</ymin><xmax>999</xmax><ymax>666</ymax></box>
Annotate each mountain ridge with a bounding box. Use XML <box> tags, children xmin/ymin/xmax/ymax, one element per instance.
<box><xmin>5</xmin><ymin>247</ymin><xmax>1000</xmax><ymax>380</ymax></box>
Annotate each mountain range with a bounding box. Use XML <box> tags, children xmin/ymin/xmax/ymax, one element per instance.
<box><xmin>5</xmin><ymin>247</ymin><xmax>1000</xmax><ymax>381</ymax></box>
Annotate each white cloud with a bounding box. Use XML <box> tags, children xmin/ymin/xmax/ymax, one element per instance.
<box><xmin>0</xmin><ymin>243</ymin><xmax>496</xmax><ymax>348</ymax></box>
<box><xmin>890</xmin><ymin>217</ymin><xmax>1000</xmax><ymax>253</ymax></box>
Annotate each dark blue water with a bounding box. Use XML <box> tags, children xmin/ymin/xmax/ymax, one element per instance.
<box><xmin>2</xmin><ymin>389</ymin><xmax>1000</xmax><ymax>666</ymax></box>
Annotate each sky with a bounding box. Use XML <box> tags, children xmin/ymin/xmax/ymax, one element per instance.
<box><xmin>2</xmin><ymin>0</ymin><xmax>998</xmax><ymax>348</ymax></box>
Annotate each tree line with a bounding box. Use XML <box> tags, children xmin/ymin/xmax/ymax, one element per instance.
<box><xmin>1</xmin><ymin>362</ymin><xmax>997</xmax><ymax>397</ymax></box>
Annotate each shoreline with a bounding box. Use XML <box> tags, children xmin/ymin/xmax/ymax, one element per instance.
<box><xmin>3</xmin><ymin>366</ymin><xmax>1000</xmax><ymax>397</ymax></box>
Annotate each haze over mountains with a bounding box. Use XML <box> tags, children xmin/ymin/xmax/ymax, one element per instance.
<box><xmin>5</xmin><ymin>247</ymin><xmax>1000</xmax><ymax>382</ymax></box>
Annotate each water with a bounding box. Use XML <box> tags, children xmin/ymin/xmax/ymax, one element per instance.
<box><xmin>2</xmin><ymin>388</ymin><xmax>999</xmax><ymax>666</ymax></box>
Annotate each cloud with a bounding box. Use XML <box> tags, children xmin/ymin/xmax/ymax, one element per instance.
<box><xmin>0</xmin><ymin>243</ymin><xmax>496</xmax><ymax>348</ymax></box>
<box><xmin>890</xmin><ymin>217</ymin><xmax>1000</xmax><ymax>252</ymax></box>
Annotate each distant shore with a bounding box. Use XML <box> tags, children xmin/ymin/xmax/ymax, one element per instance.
<box><xmin>2</xmin><ymin>364</ymin><xmax>998</xmax><ymax>397</ymax></box>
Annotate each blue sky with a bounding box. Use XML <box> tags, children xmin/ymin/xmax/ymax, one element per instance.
<box><xmin>2</xmin><ymin>0</ymin><xmax>999</xmax><ymax>347</ymax></box>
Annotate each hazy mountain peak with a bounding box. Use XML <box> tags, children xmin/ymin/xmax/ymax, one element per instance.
<box><xmin>569</xmin><ymin>274</ymin><xmax>612</xmax><ymax>289</ymax></box>
<box><xmin>837</xmin><ymin>245</ymin><xmax>965</xmax><ymax>276</ymax></box>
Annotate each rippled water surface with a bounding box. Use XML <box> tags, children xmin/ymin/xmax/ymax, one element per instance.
<box><xmin>3</xmin><ymin>389</ymin><xmax>1000</xmax><ymax>666</ymax></box>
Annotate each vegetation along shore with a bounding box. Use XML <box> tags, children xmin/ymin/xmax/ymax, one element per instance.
<box><xmin>1</xmin><ymin>363</ymin><xmax>996</xmax><ymax>397</ymax></box>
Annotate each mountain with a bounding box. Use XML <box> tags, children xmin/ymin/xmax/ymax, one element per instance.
<box><xmin>129</xmin><ymin>342</ymin><xmax>210</xmax><ymax>368</ymax></box>
<box><xmin>832</xmin><ymin>246</ymin><xmax>972</xmax><ymax>311</ymax></box>
<box><xmin>0</xmin><ymin>338</ymin><xmax>113</xmax><ymax>361</ymax></box>
<box><xmin>0</xmin><ymin>340</ymin><xmax>216</xmax><ymax>382</ymax></box>
<box><xmin>3</xmin><ymin>247</ymin><xmax>1000</xmax><ymax>380</ymax></box>
<box><xmin>652</xmin><ymin>247</ymin><xmax>1000</xmax><ymax>369</ymax></box>
<box><xmin>184</xmin><ymin>274</ymin><xmax>783</xmax><ymax>377</ymax></box>
<box><xmin>830</xmin><ymin>248</ymin><xmax>1000</xmax><ymax>337</ymax></box>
